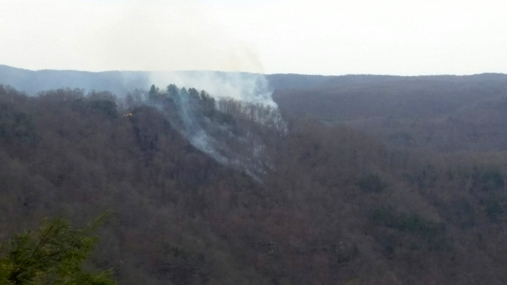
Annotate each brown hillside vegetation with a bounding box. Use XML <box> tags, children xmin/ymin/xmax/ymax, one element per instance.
<box><xmin>2</xmin><ymin>84</ymin><xmax>507</xmax><ymax>284</ymax></box>
<box><xmin>273</xmin><ymin>74</ymin><xmax>507</xmax><ymax>152</ymax></box>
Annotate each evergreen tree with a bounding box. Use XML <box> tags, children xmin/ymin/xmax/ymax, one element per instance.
<box><xmin>0</xmin><ymin>215</ymin><xmax>115</xmax><ymax>285</ymax></box>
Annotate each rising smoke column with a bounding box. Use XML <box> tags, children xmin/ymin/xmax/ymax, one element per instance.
<box><xmin>148</xmin><ymin>73</ymin><xmax>285</xmax><ymax>181</ymax></box>
<box><xmin>167</xmin><ymin>84</ymin><xmax>229</xmax><ymax>166</ymax></box>
<box><xmin>150</xmin><ymin>71</ymin><xmax>278</xmax><ymax>107</ymax></box>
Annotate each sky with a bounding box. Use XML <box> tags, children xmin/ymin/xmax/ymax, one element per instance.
<box><xmin>0</xmin><ymin>0</ymin><xmax>506</xmax><ymax>75</ymax></box>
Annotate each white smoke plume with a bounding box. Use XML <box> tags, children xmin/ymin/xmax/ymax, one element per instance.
<box><xmin>149</xmin><ymin>71</ymin><xmax>277</xmax><ymax>107</ymax></box>
<box><xmin>147</xmin><ymin>84</ymin><xmax>278</xmax><ymax>181</ymax></box>
<box><xmin>1</xmin><ymin>0</ymin><xmax>285</xmax><ymax>180</ymax></box>
<box><xmin>87</xmin><ymin>0</ymin><xmax>265</xmax><ymax>74</ymax></box>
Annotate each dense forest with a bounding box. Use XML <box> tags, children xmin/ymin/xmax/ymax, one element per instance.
<box><xmin>273</xmin><ymin>73</ymin><xmax>507</xmax><ymax>152</ymax></box>
<box><xmin>2</xmin><ymin>71</ymin><xmax>507</xmax><ymax>284</ymax></box>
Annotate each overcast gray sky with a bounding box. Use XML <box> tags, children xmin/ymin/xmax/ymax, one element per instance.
<box><xmin>1</xmin><ymin>0</ymin><xmax>506</xmax><ymax>75</ymax></box>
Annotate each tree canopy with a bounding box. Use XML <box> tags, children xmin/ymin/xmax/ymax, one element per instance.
<box><xmin>0</xmin><ymin>214</ymin><xmax>115</xmax><ymax>285</ymax></box>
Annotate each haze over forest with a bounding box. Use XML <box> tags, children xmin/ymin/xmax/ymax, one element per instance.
<box><xmin>2</xmin><ymin>62</ymin><xmax>507</xmax><ymax>284</ymax></box>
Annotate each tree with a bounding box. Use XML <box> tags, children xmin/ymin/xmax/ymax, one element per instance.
<box><xmin>0</xmin><ymin>214</ymin><xmax>115</xmax><ymax>285</ymax></box>
<box><xmin>148</xmin><ymin>84</ymin><xmax>160</xmax><ymax>100</ymax></box>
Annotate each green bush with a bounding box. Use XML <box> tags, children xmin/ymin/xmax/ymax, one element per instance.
<box><xmin>370</xmin><ymin>207</ymin><xmax>445</xmax><ymax>240</ymax></box>
<box><xmin>0</xmin><ymin>215</ymin><xmax>115</xmax><ymax>285</ymax></box>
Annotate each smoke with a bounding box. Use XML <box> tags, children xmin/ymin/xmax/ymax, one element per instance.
<box><xmin>150</xmin><ymin>71</ymin><xmax>277</xmax><ymax>107</ymax></box>
<box><xmin>147</xmin><ymin>84</ymin><xmax>278</xmax><ymax>181</ymax></box>
<box><xmin>170</xmin><ymin>87</ymin><xmax>229</xmax><ymax>165</ymax></box>
<box><xmin>81</xmin><ymin>0</ymin><xmax>287</xmax><ymax>176</ymax></box>
<box><xmin>0</xmin><ymin>0</ymin><xmax>265</xmax><ymax>73</ymax></box>
<box><xmin>85</xmin><ymin>0</ymin><xmax>265</xmax><ymax>74</ymax></box>
<box><xmin>1</xmin><ymin>0</ymin><xmax>284</xmax><ymax>180</ymax></box>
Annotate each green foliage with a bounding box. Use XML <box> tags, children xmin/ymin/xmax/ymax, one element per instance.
<box><xmin>370</xmin><ymin>207</ymin><xmax>452</xmax><ymax>255</ymax></box>
<box><xmin>357</xmin><ymin>173</ymin><xmax>386</xmax><ymax>193</ymax></box>
<box><xmin>148</xmin><ymin>84</ymin><xmax>160</xmax><ymax>100</ymax></box>
<box><xmin>0</xmin><ymin>214</ymin><xmax>115</xmax><ymax>285</ymax></box>
<box><xmin>370</xmin><ymin>207</ymin><xmax>445</xmax><ymax>240</ymax></box>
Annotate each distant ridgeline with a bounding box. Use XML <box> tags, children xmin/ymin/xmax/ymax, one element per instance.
<box><xmin>2</xmin><ymin>64</ymin><xmax>507</xmax><ymax>96</ymax></box>
<box><xmin>0</xmin><ymin>64</ymin><xmax>149</xmax><ymax>95</ymax></box>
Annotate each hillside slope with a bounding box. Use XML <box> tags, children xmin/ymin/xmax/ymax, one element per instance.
<box><xmin>2</xmin><ymin>85</ymin><xmax>507</xmax><ymax>284</ymax></box>
<box><xmin>273</xmin><ymin>73</ymin><xmax>507</xmax><ymax>151</ymax></box>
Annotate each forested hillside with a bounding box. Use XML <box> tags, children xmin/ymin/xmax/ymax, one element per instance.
<box><xmin>2</xmin><ymin>82</ymin><xmax>507</xmax><ymax>284</ymax></box>
<box><xmin>273</xmin><ymin>73</ymin><xmax>507</xmax><ymax>152</ymax></box>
